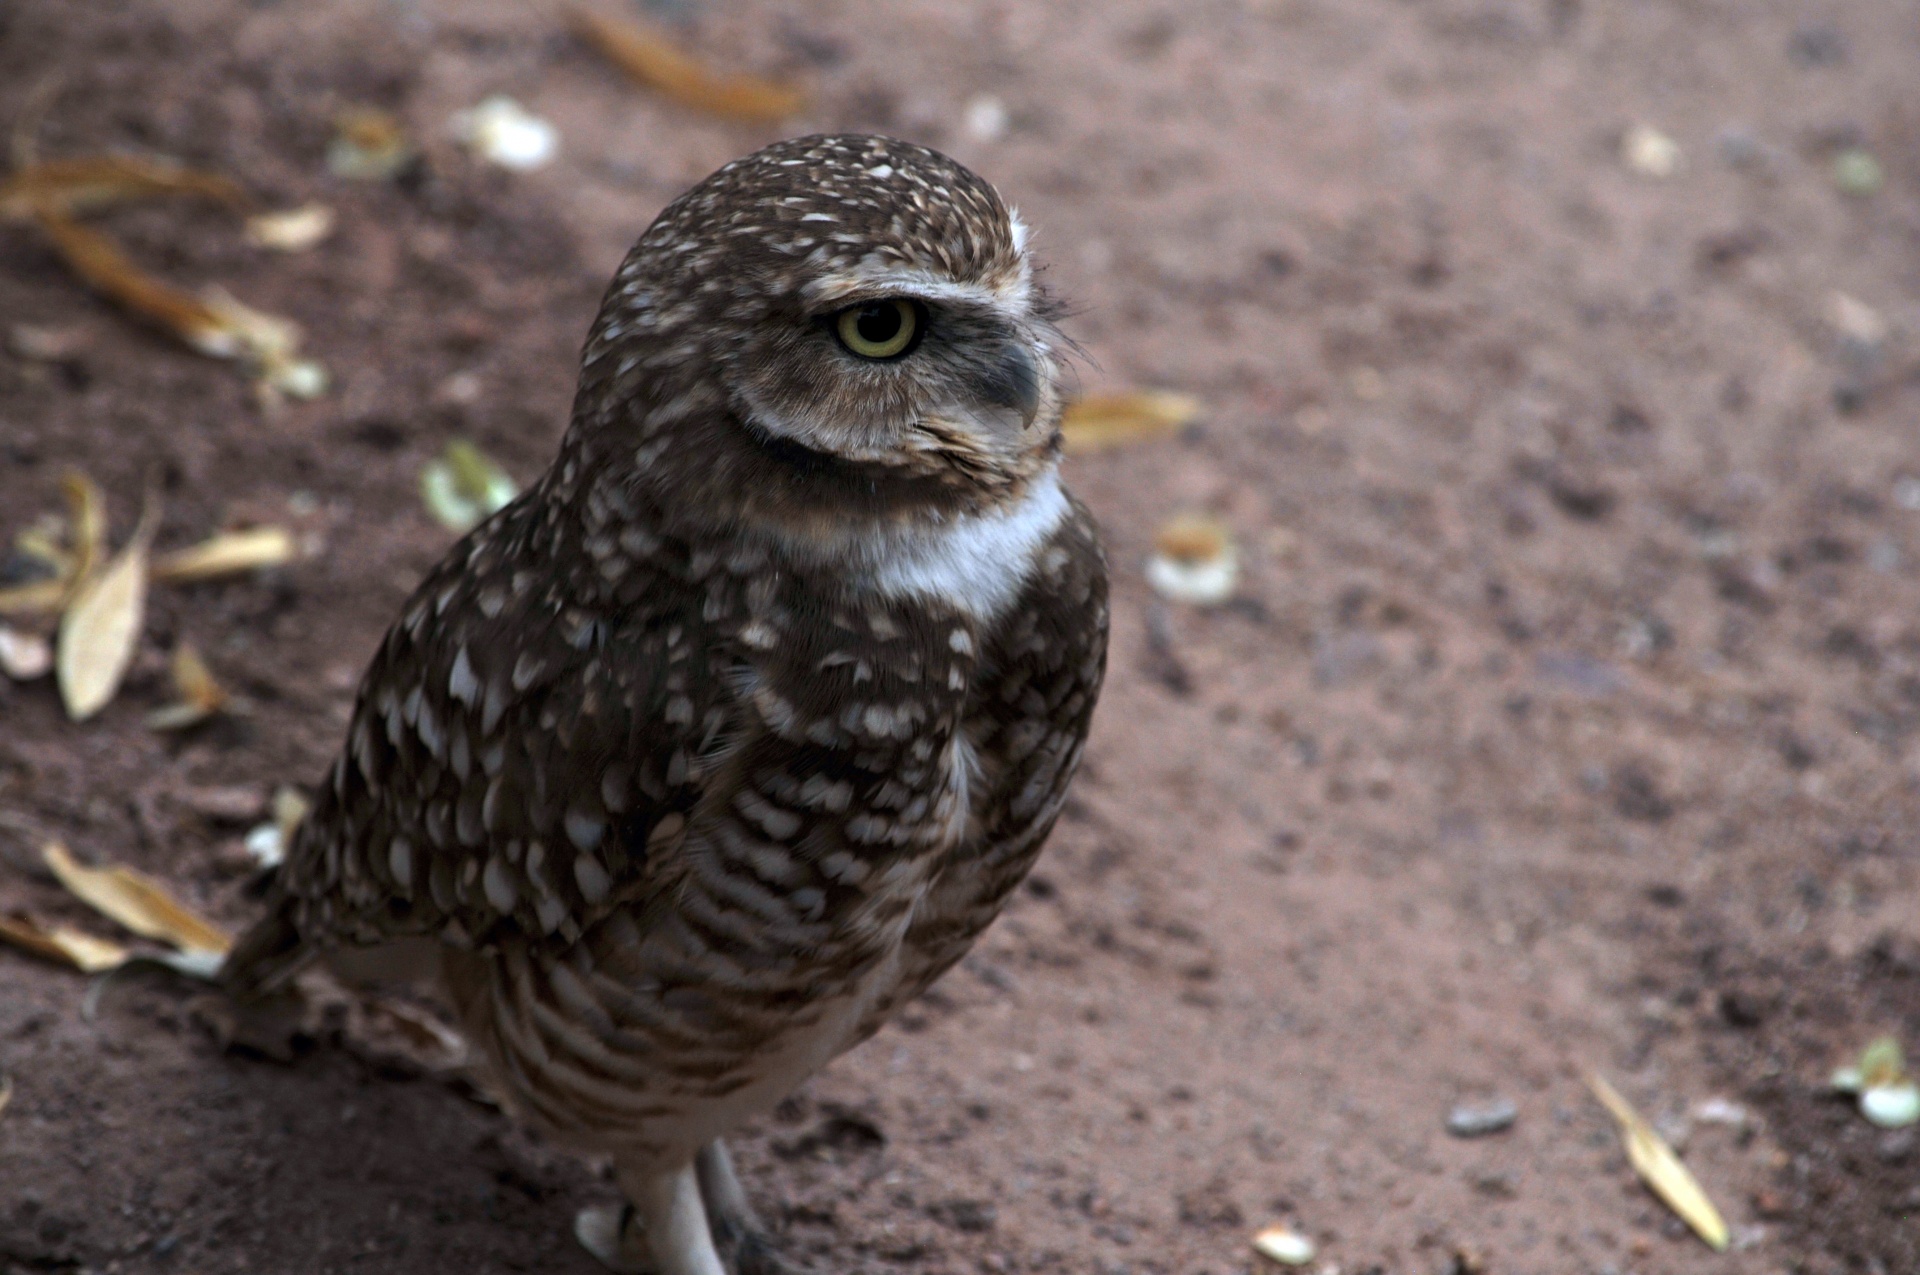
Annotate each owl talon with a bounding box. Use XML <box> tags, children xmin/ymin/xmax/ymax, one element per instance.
<box><xmin>575</xmin><ymin>1201</ymin><xmax>650</xmax><ymax>1274</ymax></box>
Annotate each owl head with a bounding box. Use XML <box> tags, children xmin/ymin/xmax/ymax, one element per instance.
<box><xmin>569</xmin><ymin>134</ymin><xmax>1067</xmax><ymax>534</ymax></box>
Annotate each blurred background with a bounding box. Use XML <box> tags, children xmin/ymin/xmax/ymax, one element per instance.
<box><xmin>0</xmin><ymin>2</ymin><xmax>1916</xmax><ymax>1272</ymax></box>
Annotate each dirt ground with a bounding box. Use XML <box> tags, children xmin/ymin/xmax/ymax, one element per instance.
<box><xmin>2</xmin><ymin>1</ymin><xmax>1917</xmax><ymax>1272</ymax></box>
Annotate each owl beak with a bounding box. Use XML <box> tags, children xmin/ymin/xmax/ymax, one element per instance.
<box><xmin>983</xmin><ymin>342</ymin><xmax>1043</xmax><ymax>432</ymax></box>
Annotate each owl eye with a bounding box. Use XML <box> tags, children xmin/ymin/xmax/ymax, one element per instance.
<box><xmin>833</xmin><ymin>298</ymin><xmax>923</xmax><ymax>361</ymax></box>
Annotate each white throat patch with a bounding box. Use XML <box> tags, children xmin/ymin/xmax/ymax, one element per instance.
<box><xmin>864</xmin><ymin>468</ymin><xmax>1068</xmax><ymax>620</ymax></box>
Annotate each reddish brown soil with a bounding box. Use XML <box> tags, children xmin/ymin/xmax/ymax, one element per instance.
<box><xmin>2</xmin><ymin>2</ymin><xmax>1917</xmax><ymax>1272</ymax></box>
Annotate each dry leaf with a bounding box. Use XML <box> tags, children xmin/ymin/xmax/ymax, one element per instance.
<box><xmin>43</xmin><ymin>842</ymin><xmax>231</xmax><ymax>956</ymax></box>
<box><xmin>0</xmin><ymin>577</ymin><xmax>67</xmax><ymax>616</ymax></box>
<box><xmin>31</xmin><ymin>214</ymin><xmax>323</xmax><ymax>394</ymax></box>
<box><xmin>570</xmin><ymin>8</ymin><xmax>807</xmax><ymax>121</ymax></box>
<box><xmin>152</xmin><ymin>526</ymin><xmax>295</xmax><ymax>583</ymax></box>
<box><xmin>56</xmin><ymin>494</ymin><xmax>156</xmax><ymax>721</ymax></box>
<box><xmin>0</xmin><ymin>1070</ymin><xmax>11</xmax><ymax>1118</ymax></box>
<box><xmin>421</xmin><ymin>439</ymin><xmax>517</xmax><ymax>533</ymax></box>
<box><xmin>1587</xmin><ymin>1072</ymin><xmax>1729</xmax><ymax>1252</ymax></box>
<box><xmin>147</xmin><ymin>641</ymin><xmax>229</xmax><ymax>731</ymax></box>
<box><xmin>0</xmin><ymin>624</ymin><xmax>52</xmax><ymax>680</ymax></box>
<box><xmin>246</xmin><ymin>203</ymin><xmax>335</xmax><ymax>252</ymax></box>
<box><xmin>61</xmin><ymin>469</ymin><xmax>108</xmax><ymax>584</ymax></box>
<box><xmin>0</xmin><ymin>911</ymin><xmax>131</xmax><ymax>973</ymax></box>
<box><xmin>1060</xmin><ymin>390</ymin><xmax>1201</xmax><ymax>454</ymax></box>
<box><xmin>33</xmin><ymin>210</ymin><xmax>237</xmax><ymax>354</ymax></box>
<box><xmin>0</xmin><ymin>154</ymin><xmax>248</xmax><ymax>221</ymax></box>
<box><xmin>327</xmin><ymin>109</ymin><xmax>414</xmax><ymax>181</ymax></box>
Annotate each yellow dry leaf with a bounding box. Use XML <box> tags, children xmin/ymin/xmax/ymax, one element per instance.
<box><xmin>421</xmin><ymin>439</ymin><xmax>518</xmax><ymax>533</ymax></box>
<box><xmin>0</xmin><ymin>154</ymin><xmax>249</xmax><ymax>221</ymax></box>
<box><xmin>0</xmin><ymin>912</ymin><xmax>130</xmax><ymax>973</ymax></box>
<box><xmin>0</xmin><ymin>576</ymin><xmax>68</xmax><ymax>617</ymax></box>
<box><xmin>55</xmin><ymin>496</ymin><xmax>156</xmax><ymax>721</ymax></box>
<box><xmin>147</xmin><ymin>641</ymin><xmax>229</xmax><ymax>731</ymax></box>
<box><xmin>43</xmin><ymin>842</ymin><xmax>231</xmax><ymax>956</ymax></box>
<box><xmin>1587</xmin><ymin>1072</ymin><xmax>1729</xmax><ymax>1252</ymax></box>
<box><xmin>569</xmin><ymin>8</ymin><xmax>807</xmax><ymax>121</ymax></box>
<box><xmin>61</xmin><ymin>469</ymin><xmax>108</xmax><ymax>585</ymax></box>
<box><xmin>1060</xmin><ymin>390</ymin><xmax>1202</xmax><ymax>454</ymax></box>
<box><xmin>328</xmin><ymin>109</ymin><xmax>414</xmax><ymax>181</ymax></box>
<box><xmin>33</xmin><ymin>210</ymin><xmax>237</xmax><ymax>355</ymax></box>
<box><xmin>151</xmin><ymin>526</ymin><xmax>295</xmax><ymax>583</ymax></box>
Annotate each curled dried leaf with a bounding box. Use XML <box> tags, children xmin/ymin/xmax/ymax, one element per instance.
<box><xmin>1587</xmin><ymin>1072</ymin><xmax>1728</xmax><ymax>1252</ymax></box>
<box><xmin>152</xmin><ymin>526</ymin><xmax>295</xmax><ymax>583</ymax></box>
<box><xmin>147</xmin><ymin>641</ymin><xmax>229</xmax><ymax>731</ymax></box>
<box><xmin>328</xmin><ymin>109</ymin><xmax>414</xmax><ymax>181</ymax></box>
<box><xmin>570</xmin><ymin>7</ymin><xmax>807</xmax><ymax>121</ymax></box>
<box><xmin>43</xmin><ymin>842</ymin><xmax>231</xmax><ymax>956</ymax></box>
<box><xmin>0</xmin><ymin>911</ymin><xmax>130</xmax><ymax>973</ymax></box>
<box><xmin>61</xmin><ymin>469</ymin><xmax>108</xmax><ymax>584</ymax></box>
<box><xmin>0</xmin><ymin>578</ymin><xmax>67</xmax><ymax>618</ymax></box>
<box><xmin>421</xmin><ymin>439</ymin><xmax>517</xmax><ymax>533</ymax></box>
<box><xmin>0</xmin><ymin>154</ymin><xmax>249</xmax><ymax>221</ymax></box>
<box><xmin>32</xmin><ymin>210</ymin><xmax>236</xmax><ymax>354</ymax></box>
<box><xmin>1060</xmin><ymin>390</ymin><xmax>1201</xmax><ymax>454</ymax></box>
<box><xmin>56</xmin><ymin>495</ymin><xmax>156</xmax><ymax>721</ymax></box>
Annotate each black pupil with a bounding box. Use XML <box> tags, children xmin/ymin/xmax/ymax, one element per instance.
<box><xmin>855</xmin><ymin>303</ymin><xmax>903</xmax><ymax>346</ymax></box>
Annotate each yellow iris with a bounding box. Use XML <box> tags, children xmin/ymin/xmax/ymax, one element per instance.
<box><xmin>835</xmin><ymin>299</ymin><xmax>919</xmax><ymax>360</ymax></box>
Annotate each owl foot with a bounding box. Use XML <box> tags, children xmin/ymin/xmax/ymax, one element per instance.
<box><xmin>579</xmin><ymin>1145</ymin><xmax>798</xmax><ymax>1275</ymax></box>
<box><xmin>575</xmin><ymin>1201</ymin><xmax>649</xmax><ymax>1274</ymax></box>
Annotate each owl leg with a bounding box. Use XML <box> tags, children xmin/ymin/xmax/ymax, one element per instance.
<box><xmin>576</xmin><ymin>1160</ymin><xmax>727</xmax><ymax>1275</ymax></box>
<box><xmin>696</xmin><ymin>1141</ymin><xmax>792</xmax><ymax>1274</ymax></box>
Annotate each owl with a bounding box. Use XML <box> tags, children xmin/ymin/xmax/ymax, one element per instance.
<box><xmin>222</xmin><ymin>133</ymin><xmax>1109</xmax><ymax>1275</ymax></box>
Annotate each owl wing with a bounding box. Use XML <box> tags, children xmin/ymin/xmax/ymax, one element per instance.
<box><xmin>857</xmin><ymin>497</ymin><xmax>1110</xmax><ymax>1034</ymax></box>
<box><xmin>223</xmin><ymin>495</ymin><xmax>724</xmax><ymax>996</ymax></box>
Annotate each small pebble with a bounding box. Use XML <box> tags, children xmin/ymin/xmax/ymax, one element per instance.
<box><xmin>244</xmin><ymin>822</ymin><xmax>287</xmax><ymax>870</ymax></box>
<box><xmin>963</xmin><ymin>94</ymin><xmax>1009</xmax><ymax>143</ymax></box>
<box><xmin>1833</xmin><ymin>148</ymin><xmax>1882</xmax><ymax>196</ymax></box>
<box><xmin>1622</xmin><ymin>125</ymin><xmax>1680</xmax><ymax>178</ymax></box>
<box><xmin>1447</xmin><ymin>1096</ymin><xmax>1518</xmax><ymax>1138</ymax></box>
<box><xmin>0</xmin><ymin>626</ymin><xmax>52</xmax><ymax>681</ymax></box>
<box><xmin>1862</xmin><ymin>1083</ymin><xmax>1920</xmax><ymax>1129</ymax></box>
<box><xmin>1692</xmin><ymin>1097</ymin><xmax>1748</xmax><ymax>1127</ymax></box>
<box><xmin>1251</xmin><ymin>1225</ymin><xmax>1315</xmax><ymax>1267</ymax></box>
<box><xmin>452</xmin><ymin>96</ymin><xmax>559</xmax><ymax>171</ymax></box>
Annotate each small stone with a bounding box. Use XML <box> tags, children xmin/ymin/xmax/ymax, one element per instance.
<box><xmin>1833</xmin><ymin>148</ymin><xmax>1882</xmax><ymax>197</ymax></box>
<box><xmin>0</xmin><ymin>625</ymin><xmax>52</xmax><ymax>681</ymax></box>
<box><xmin>963</xmin><ymin>95</ymin><xmax>1009</xmax><ymax>143</ymax></box>
<box><xmin>1692</xmin><ymin>1097</ymin><xmax>1748</xmax><ymax>1128</ymax></box>
<box><xmin>245</xmin><ymin>822</ymin><xmax>287</xmax><ymax>869</ymax></box>
<box><xmin>1861</xmin><ymin>1083</ymin><xmax>1920</xmax><ymax>1129</ymax></box>
<box><xmin>451</xmin><ymin>96</ymin><xmax>559</xmax><ymax>171</ymax></box>
<box><xmin>1447</xmin><ymin>1096</ymin><xmax>1518</xmax><ymax>1138</ymax></box>
<box><xmin>1622</xmin><ymin>125</ymin><xmax>1680</xmax><ymax>178</ymax></box>
<box><xmin>1251</xmin><ymin>1225</ymin><xmax>1315</xmax><ymax>1267</ymax></box>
